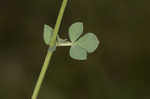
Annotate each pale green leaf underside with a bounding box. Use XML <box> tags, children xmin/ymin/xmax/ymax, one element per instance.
<box><xmin>69</xmin><ymin>45</ymin><xmax>87</xmax><ymax>60</ymax></box>
<box><xmin>69</xmin><ymin>22</ymin><xmax>83</xmax><ymax>42</ymax></box>
<box><xmin>44</xmin><ymin>24</ymin><xmax>53</xmax><ymax>45</ymax></box>
<box><xmin>76</xmin><ymin>33</ymin><xmax>100</xmax><ymax>53</ymax></box>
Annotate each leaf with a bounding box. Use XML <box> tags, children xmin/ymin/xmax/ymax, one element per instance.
<box><xmin>69</xmin><ymin>22</ymin><xmax>83</xmax><ymax>42</ymax></box>
<box><xmin>43</xmin><ymin>24</ymin><xmax>53</xmax><ymax>45</ymax></box>
<box><xmin>69</xmin><ymin>45</ymin><xmax>87</xmax><ymax>60</ymax></box>
<box><xmin>76</xmin><ymin>33</ymin><xmax>100</xmax><ymax>53</ymax></box>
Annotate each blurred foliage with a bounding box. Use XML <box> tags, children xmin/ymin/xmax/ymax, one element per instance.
<box><xmin>0</xmin><ymin>0</ymin><xmax>150</xmax><ymax>99</ymax></box>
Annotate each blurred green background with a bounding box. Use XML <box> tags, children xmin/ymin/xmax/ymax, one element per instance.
<box><xmin>0</xmin><ymin>0</ymin><xmax>150</xmax><ymax>99</ymax></box>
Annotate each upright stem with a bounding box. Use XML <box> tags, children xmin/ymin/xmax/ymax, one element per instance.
<box><xmin>31</xmin><ymin>0</ymin><xmax>68</xmax><ymax>99</ymax></box>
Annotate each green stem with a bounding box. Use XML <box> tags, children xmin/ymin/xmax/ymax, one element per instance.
<box><xmin>31</xmin><ymin>0</ymin><xmax>68</xmax><ymax>99</ymax></box>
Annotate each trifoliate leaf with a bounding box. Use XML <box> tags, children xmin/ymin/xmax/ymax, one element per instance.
<box><xmin>76</xmin><ymin>33</ymin><xmax>100</xmax><ymax>53</ymax></box>
<box><xmin>43</xmin><ymin>24</ymin><xmax>53</xmax><ymax>45</ymax></box>
<box><xmin>69</xmin><ymin>44</ymin><xmax>87</xmax><ymax>60</ymax></box>
<box><xmin>69</xmin><ymin>22</ymin><xmax>83</xmax><ymax>42</ymax></box>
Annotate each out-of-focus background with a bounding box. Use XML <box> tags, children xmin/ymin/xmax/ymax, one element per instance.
<box><xmin>0</xmin><ymin>0</ymin><xmax>150</xmax><ymax>99</ymax></box>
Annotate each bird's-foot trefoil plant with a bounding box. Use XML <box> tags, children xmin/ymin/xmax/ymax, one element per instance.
<box><xmin>44</xmin><ymin>22</ymin><xmax>99</xmax><ymax>60</ymax></box>
<box><xmin>31</xmin><ymin>0</ymin><xmax>100</xmax><ymax>99</ymax></box>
